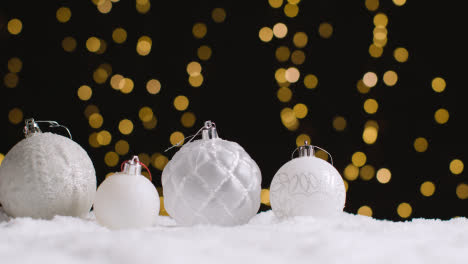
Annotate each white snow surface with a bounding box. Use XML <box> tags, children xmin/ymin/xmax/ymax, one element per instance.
<box><xmin>1</xmin><ymin>207</ymin><xmax>468</xmax><ymax>264</ymax></box>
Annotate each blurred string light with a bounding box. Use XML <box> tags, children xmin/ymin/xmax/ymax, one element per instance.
<box><xmin>397</xmin><ymin>202</ymin><xmax>412</xmax><ymax>218</ymax></box>
<box><xmin>357</xmin><ymin>205</ymin><xmax>373</xmax><ymax>217</ymax></box>
<box><xmin>8</xmin><ymin>108</ymin><xmax>23</xmax><ymax>125</ymax></box>
<box><xmin>449</xmin><ymin>159</ymin><xmax>464</xmax><ymax>175</ymax></box>
<box><xmin>431</xmin><ymin>77</ymin><xmax>446</xmax><ymax>93</ymax></box>
<box><xmin>420</xmin><ymin>181</ymin><xmax>436</xmax><ymax>197</ymax></box>
<box><xmin>376</xmin><ymin>168</ymin><xmax>391</xmax><ymax>184</ymax></box>
<box><xmin>56</xmin><ymin>7</ymin><xmax>72</xmax><ymax>23</ymax></box>
<box><xmin>7</xmin><ymin>18</ymin><xmax>23</xmax><ymax>35</ymax></box>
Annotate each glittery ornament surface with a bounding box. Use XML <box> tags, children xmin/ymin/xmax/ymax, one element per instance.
<box><xmin>270</xmin><ymin>157</ymin><xmax>346</xmax><ymax>218</ymax></box>
<box><xmin>0</xmin><ymin>132</ymin><xmax>96</xmax><ymax>219</ymax></box>
<box><xmin>162</xmin><ymin>138</ymin><xmax>261</xmax><ymax>226</ymax></box>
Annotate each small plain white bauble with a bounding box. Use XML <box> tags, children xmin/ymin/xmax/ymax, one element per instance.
<box><xmin>94</xmin><ymin>173</ymin><xmax>159</xmax><ymax>229</ymax></box>
<box><xmin>0</xmin><ymin>133</ymin><xmax>96</xmax><ymax>219</ymax></box>
<box><xmin>162</xmin><ymin>138</ymin><xmax>262</xmax><ymax>226</ymax></box>
<box><xmin>270</xmin><ymin>156</ymin><xmax>346</xmax><ymax>218</ymax></box>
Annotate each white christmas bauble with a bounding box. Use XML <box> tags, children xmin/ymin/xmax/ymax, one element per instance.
<box><xmin>270</xmin><ymin>156</ymin><xmax>346</xmax><ymax>218</ymax></box>
<box><xmin>0</xmin><ymin>132</ymin><xmax>96</xmax><ymax>219</ymax></box>
<box><xmin>94</xmin><ymin>171</ymin><xmax>159</xmax><ymax>229</ymax></box>
<box><xmin>162</xmin><ymin>138</ymin><xmax>262</xmax><ymax>226</ymax></box>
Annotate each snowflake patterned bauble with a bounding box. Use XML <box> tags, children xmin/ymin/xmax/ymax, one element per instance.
<box><xmin>162</xmin><ymin>121</ymin><xmax>262</xmax><ymax>226</ymax></box>
<box><xmin>270</xmin><ymin>141</ymin><xmax>346</xmax><ymax>218</ymax></box>
<box><xmin>0</xmin><ymin>119</ymin><xmax>96</xmax><ymax>219</ymax></box>
<box><xmin>94</xmin><ymin>156</ymin><xmax>159</xmax><ymax>229</ymax></box>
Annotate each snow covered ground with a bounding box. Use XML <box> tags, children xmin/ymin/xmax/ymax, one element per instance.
<box><xmin>1</xmin><ymin>207</ymin><xmax>468</xmax><ymax>264</ymax></box>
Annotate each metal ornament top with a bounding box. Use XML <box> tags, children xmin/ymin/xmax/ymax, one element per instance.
<box><xmin>291</xmin><ymin>140</ymin><xmax>334</xmax><ymax>165</ymax></box>
<box><xmin>23</xmin><ymin>118</ymin><xmax>72</xmax><ymax>139</ymax></box>
<box><xmin>122</xmin><ymin>156</ymin><xmax>142</xmax><ymax>176</ymax></box>
<box><xmin>201</xmin><ymin>121</ymin><xmax>218</xmax><ymax>140</ymax></box>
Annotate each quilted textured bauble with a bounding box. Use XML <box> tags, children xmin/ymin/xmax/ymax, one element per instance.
<box><xmin>162</xmin><ymin>138</ymin><xmax>262</xmax><ymax>226</ymax></box>
<box><xmin>94</xmin><ymin>157</ymin><xmax>159</xmax><ymax>229</ymax></box>
<box><xmin>270</xmin><ymin>156</ymin><xmax>346</xmax><ymax>218</ymax></box>
<box><xmin>0</xmin><ymin>132</ymin><xmax>96</xmax><ymax>219</ymax></box>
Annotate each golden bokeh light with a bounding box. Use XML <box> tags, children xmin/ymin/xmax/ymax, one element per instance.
<box><xmin>397</xmin><ymin>202</ymin><xmax>412</xmax><ymax>218</ymax></box>
<box><xmin>88</xmin><ymin>113</ymin><xmax>104</xmax><ymax>129</ymax></box>
<box><xmin>0</xmin><ymin>154</ymin><xmax>4</xmax><ymax>166</ymax></box>
<box><xmin>139</xmin><ymin>107</ymin><xmax>154</xmax><ymax>122</ymax></box>
<box><xmin>110</xmin><ymin>74</ymin><xmax>124</xmax><ymax>90</ymax></box>
<box><xmin>431</xmin><ymin>77</ymin><xmax>446</xmax><ymax>93</ymax></box>
<box><xmin>189</xmin><ymin>74</ymin><xmax>204</xmax><ymax>87</ymax></box>
<box><xmin>269</xmin><ymin>0</ymin><xmax>283</xmax><ymax>8</ymax></box>
<box><xmin>413</xmin><ymin>137</ymin><xmax>428</xmax><ymax>153</ymax></box>
<box><xmin>394</xmin><ymin>47</ymin><xmax>409</xmax><ymax>63</ymax></box>
<box><xmin>143</xmin><ymin>116</ymin><xmax>158</xmax><ymax>130</ymax></box>
<box><xmin>369</xmin><ymin>44</ymin><xmax>383</xmax><ymax>58</ymax></box>
<box><xmin>332</xmin><ymin>116</ymin><xmax>347</xmax><ymax>131</ymax></box>
<box><xmin>295</xmin><ymin>134</ymin><xmax>311</xmax><ymax>147</ymax></box>
<box><xmin>285</xmin><ymin>67</ymin><xmax>300</xmax><ymax>83</ymax></box>
<box><xmin>93</xmin><ymin>68</ymin><xmax>108</xmax><ymax>84</ymax></box>
<box><xmin>304</xmin><ymin>74</ymin><xmax>318</xmax><ymax>89</ymax></box>
<box><xmin>261</xmin><ymin>189</ymin><xmax>271</xmax><ymax>206</ymax></box>
<box><xmin>104</xmin><ymin>151</ymin><xmax>119</xmax><ymax>167</ymax></box>
<box><xmin>281</xmin><ymin>107</ymin><xmax>299</xmax><ymax>131</ymax></box>
<box><xmin>136</xmin><ymin>36</ymin><xmax>152</xmax><ymax>56</ymax></box>
<box><xmin>193</xmin><ymin>23</ymin><xmax>207</xmax><ymax>39</ymax></box>
<box><xmin>174</xmin><ymin>95</ymin><xmax>189</xmax><ymax>111</ymax></box>
<box><xmin>315</xmin><ymin>149</ymin><xmax>329</xmax><ymax>161</ymax></box>
<box><xmin>259</xmin><ymin>27</ymin><xmax>274</xmax><ymax>42</ymax></box>
<box><xmin>84</xmin><ymin>104</ymin><xmax>99</xmax><ymax>118</ymax></box>
<box><xmin>357</xmin><ymin>80</ymin><xmax>370</xmax><ymax>94</ymax></box>
<box><xmin>344</xmin><ymin>164</ymin><xmax>359</xmax><ymax>181</ymax></box>
<box><xmin>197</xmin><ymin>45</ymin><xmax>212</xmax><ymax>61</ymax></box>
<box><xmin>8</xmin><ymin>57</ymin><xmax>22</xmax><ymax>73</ymax></box>
<box><xmin>98</xmin><ymin>0</ymin><xmax>113</xmax><ymax>14</ymax></box>
<box><xmin>97</xmin><ymin>130</ymin><xmax>112</xmax><ymax>146</ymax></box>
<box><xmin>115</xmin><ymin>140</ymin><xmax>130</xmax><ymax>156</ymax></box>
<box><xmin>392</xmin><ymin>0</ymin><xmax>406</xmax><ymax>6</ymax></box>
<box><xmin>212</xmin><ymin>8</ymin><xmax>226</xmax><ymax>23</ymax></box>
<box><xmin>449</xmin><ymin>159</ymin><xmax>464</xmax><ymax>175</ymax></box>
<box><xmin>56</xmin><ymin>7</ymin><xmax>72</xmax><ymax>23</ymax></box>
<box><xmin>88</xmin><ymin>132</ymin><xmax>100</xmax><ymax>148</ymax></box>
<box><xmin>112</xmin><ymin>27</ymin><xmax>127</xmax><ymax>44</ymax></box>
<box><xmin>434</xmin><ymin>108</ymin><xmax>449</xmax><ymax>124</ymax></box>
<box><xmin>120</xmin><ymin>78</ymin><xmax>134</xmax><ymax>94</ymax></box>
<box><xmin>135</xmin><ymin>0</ymin><xmax>150</xmax><ymax>14</ymax></box>
<box><xmin>363</xmin><ymin>72</ymin><xmax>378</xmax><ymax>87</ymax></box>
<box><xmin>8</xmin><ymin>108</ymin><xmax>23</xmax><ymax>125</ymax></box>
<box><xmin>275</xmin><ymin>46</ymin><xmax>290</xmax><ymax>62</ymax></box>
<box><xmin>363</xmin><ymin>99</ymin><xmax>379</xmax><ymax>114</ymax></box>
<box><xmin>373</xmin><ymin>13</ymin><xmax>388</xmax><ymax>27</ymax></box>
<box><xmin>362</xmin><ymin>126</ymin><xmax>378</xmax><ymax>144</ymax></box>
<box><xmin>170</xmin><ymin>131</ymin><xmax>185</xmax><ymax>146</ymax></box>
<box><xmin>293</xmin><ymin>32</ymin><xmax>308</xmax><ymax>48</ymax></box>
<box><xmin>293</xmin><ymin>103</ymin><xmax>308</xmax><ymax>119</ymax></box>
<box><xmin>62</xmin><ymin>36</ymin><xmax>77</xmax><ymax>52</ymax></box>
<box><xmin>119</xmin><ymin>119</ymin><xmax>134</xmax><ymax>135</ymax></box>
<box><xmin>273</xmin><ymin>23</ymin><xmax>288</xmax><ymax>38</ymax></box>
<box><xmin>376</xmin><ymin>168</ymin><xmax>391</xmax><ymax>184</ymax></box>
<box><xmin>7</xmin><ymin>18</ymin><xmax>23</xmax><ymax>35</ymax></box>
<box><xmin>77</xmin><ymin>85</ymin><xmax>92</xmax><ymax>101</ymax></box>
<box><xmin>86</xmin><ymin>37</ymin><xmax>101</xmax><ymax>52</ymax></box>
<box><xmin>277</xmin><ymin>87</ymin><xmax>292</xmax><ymax>102</ymax></box>
<box><xmin>4</xmin><ymin>73</ymin><xmax>19</xmax><ymax>88</ymax></box>
<box><xmin>187</xmin><ymin>61</ymin><xmax>202</xmax><ymax>76</ymax></box>
<box><xmin>420</xmin><ymin>181</ymin><xmax>436</xmax><ymax>197</ymax></box>
<box><xmin>318</xmin><ymin>22</ymin><xmax>333</xmax><ymax>39</ymax></box>
<box><xmin>138</xmin><ymin>153</ymin><xmax>151</xmax><ymax>167</ymax></box>
<box><xmin>365</xmin><ymin>0</ymin><xmax>379</xmax><ymax>11</ymax></box>
<box><xmin>343</xmin><ymin>180</ymin><xmax>349</xmax><ymax>191</ymax></box>
<box><xmin>152</xmin><ymin>153</ymin><xmax>169</xmax><ymax>171</ymax></box>
<box><xmin>284</xmin><ymin>3</ymin><xmax>299</xmax><ymax>18</ymax></box>
<box><xmin>181</xmin><ymin>112</ymin><xmax>196</xmax><ymax>128</ymax></box>
<box><xmin>146</xmin><ymin>79</ymin><xmax>161</xmax><ymax>94</ymax></box>
<box><xmin>383</xmin><ymin>70</ymin><xmax>398</xmax><ymax>86</ymax></box>
<box><xmin>352</xmin><ymin>152</ymin><xmax>367</xmax><ymax>167</ymax></box>
<box><xmin>456</xmin><ymin>183</ymin><xmax>468</xmax><ymax>199</ymax></box>
<box><xmin>360</xmin><ymin>165</ymin><xmax>375</xmax><ymax>181</ymax></box>
<box><xmin>357</xmin><ymin>205</ymin><xmax>373</xmax><ymax>217</ymax></box>
<box><xmin>275</xmin><ymin>68</ymin><xmax>287</xmax><ymax>83</ymax></box>
<box><xmin>291</xmin><ymin>50</ymin><xmax>306</xmax><ymax>65</ymax></box>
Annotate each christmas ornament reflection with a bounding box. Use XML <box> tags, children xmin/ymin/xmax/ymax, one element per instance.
<box><xmin>0</xmin><ymin>118</ymin><xmax>96</xmax><ymax>219</ymax></box>
<box><xmin>162</xmin><ymin>121</ymin><xmax>262</xmax><ymax>226</ymax></box>
<box><xmin>270</xmin><ymin>141</ymin><xmax>346</xmax><ymax>218</ymax></box>
<box><xmin>94</xmin><ymin>156</ymin><xmax>159</xmax><ymax>229</ymax></box>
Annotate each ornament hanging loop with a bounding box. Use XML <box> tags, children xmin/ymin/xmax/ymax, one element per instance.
<box><xmin>291</xmin><ymin>140</ymin><xmax>334</xmax><ymax>165</ymax></box>
<box><xmin>23</xmin><ymin>118</ymin><xmax>72</xmax><ymax>139</ymax></box>
<box><xmin>164</xmin><ymin>120</ymin><xmax>218</xmax><ymax>152</ymax></box>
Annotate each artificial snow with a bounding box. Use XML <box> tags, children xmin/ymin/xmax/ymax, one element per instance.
<box><xmin>1</xmin><ymin>207</ymin><xmax>468</xmax><ymax>264</ymax></box>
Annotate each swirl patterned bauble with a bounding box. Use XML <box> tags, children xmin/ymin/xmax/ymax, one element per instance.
<box><xmin>162</xmin><ymin>138</ymin><xmax>262</xmax><ymax>226</ymax></box>
<box><xmin>0</xmin><ymin>132</ymin><xmax>96</xmax><ymax>219</ymax></box>
<box><xmin>270</xmin><ymin>156</ymin><xmax>346</xmax><ymax>218</ymax></box>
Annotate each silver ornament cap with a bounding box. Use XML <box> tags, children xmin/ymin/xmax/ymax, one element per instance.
<box><xmin>122</xmin><ymin>156</ymin><xmax>143</xmax><ymax>176</ymax></box>
<box><xmin>201</xmin><ymin>121</ymin><xmax>218</xmax><ymax>140</ymax></box>
<box><xmin>23</xmin><ymin>118</ymin><xmax>42</xmax><ymax>138</ymax></box>
<box><xmin>298</xmin><ymin>140</ymin><xmax>314</xmax><ymax>158</ymax></box>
